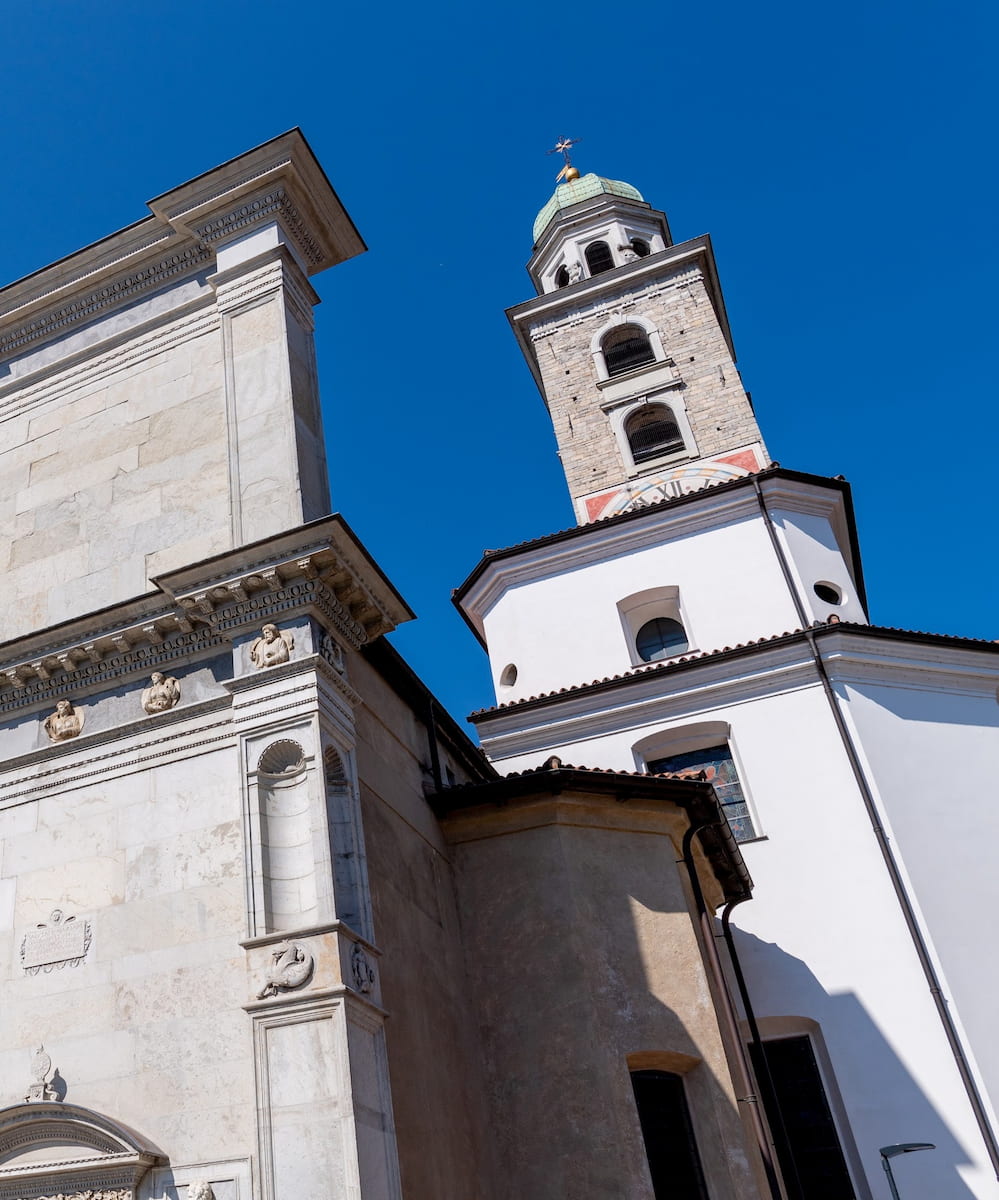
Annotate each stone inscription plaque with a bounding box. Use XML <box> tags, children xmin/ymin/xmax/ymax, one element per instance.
<box><xmin>21</xmin><ymin>911</ymin><xmax>91</xmax><ymax>974</ymax></box>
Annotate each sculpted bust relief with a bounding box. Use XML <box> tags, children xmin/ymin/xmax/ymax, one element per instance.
<box><xmin>141</xmin><ymin>671</ymin><xmax>181</xmax><ymax>714</ymax></box>
<box><xmin>250</xmin><ymin>623</ymin><xmax>294</xmax><ymax>669</ymax></box>
<box><xmin>43</xmin><ymin>699</ymin><xmax>84</xmax><ymax>742</ymax></box>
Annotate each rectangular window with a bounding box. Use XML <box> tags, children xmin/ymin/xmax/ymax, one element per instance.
<box><xmin>630</xmin><ymin>1070</ymin><xmax>708</xmax><ymax>1200</ymax></box>
<box><xmin>751</xmin><ymin>1035</ymin><xmax>856</xmax><ymax>1200</ymax></box>
<box><xmin>647</xmin><ymin>743</ymin><xmax>756</xmax><ymax>841</ymax></box>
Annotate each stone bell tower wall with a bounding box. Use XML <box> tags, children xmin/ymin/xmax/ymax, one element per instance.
<box><xmin>510</xmin><ymin>236</ymin><xmax>767</xmax><ymax>517</ymax></box>
<box><xmin>0</xmin><ymin>131</ymin><xmax>364</xmax><ymax>644</ymax></box>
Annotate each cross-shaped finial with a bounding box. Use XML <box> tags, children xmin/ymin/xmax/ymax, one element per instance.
<box><xmin>547</xmin><ymin>136</ymin><xmax>580</xmax><ymax>164</ymax></box>
<box><xmin>547</xmin><ymin>137</ymin><xmax>581</xmax><ymax>183</ymax></box>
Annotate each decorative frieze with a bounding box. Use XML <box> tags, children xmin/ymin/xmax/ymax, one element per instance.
<box><xmin>17</xmin><ymin>1192</ymin><xmax>130</xmax><ymax>1200</ymax></box>
<box><xmin>528</xmin><ymin>267</ymin><xmax>702</xmax><ymax>343</ymax></box>
<box><xmin>0</xmin><ymin>629</ymin><xmax>223</xmax><ymax>716</ymax></box>
<box><xmin>0</xmin><ymin>528</ymin><xmax>397</xmax><ymax>718</ymax></box>
<box><xmin>208</xmin><ymin>578</ymin><xmax>367</xmax><ymax>647</ymax></box>
<box><xmin>0</xmin><ymin>245</ymin><xmax>212</xmax><ymax>359</ymax></box>
<box><xmin>194</xmin><ymin>187</ymin><xmax>324</xmax><ymax>268</ymax></box>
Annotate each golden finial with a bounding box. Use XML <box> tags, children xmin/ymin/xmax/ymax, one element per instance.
<box><xmin>548</xmin><ymin>136</ymin><xmax>581</xmax><ymax>183</ymax></box>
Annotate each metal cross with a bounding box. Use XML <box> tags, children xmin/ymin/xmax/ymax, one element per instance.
<box><xmin>547</xmin><ymin>136</ymin><xmax>580</xmax><ymax>165</ymax></box>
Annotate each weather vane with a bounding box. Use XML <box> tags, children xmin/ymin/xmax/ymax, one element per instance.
<box><xmin>547</xmin><ymin>137</ymin><xmax>581</xmax><ymax>183</ymax></box>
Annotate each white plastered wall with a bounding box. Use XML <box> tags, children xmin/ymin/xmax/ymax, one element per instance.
<box><xmin>488</xmin><ymin>514</ymin><xmax>800</xmax><ymax>704</ymax></box>
<box><xmin>481</xmin><ymin>678</ymin><xmax>999</xmax><ymax>1199</ymax></box>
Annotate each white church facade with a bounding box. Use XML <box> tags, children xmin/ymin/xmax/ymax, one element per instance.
<box><xmin>0</xmin><ymin>131</ymin><xmax>996</xmax><ymax>1200</ymax></box>
<box><xmin>456</xmin><ymin>163</ymin><xmax>999</xmax><ymax>1199</ymax></box>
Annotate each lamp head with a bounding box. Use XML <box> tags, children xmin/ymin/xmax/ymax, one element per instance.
<box><xmin>880</xmin><ymin>1143</ymin><xmax>936</xmax><ymax>1159</ymax></box>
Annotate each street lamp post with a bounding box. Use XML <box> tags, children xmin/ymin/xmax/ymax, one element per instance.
<box><xmin>879</xmin><ymin>1143</ymin><xmax>936</xmax><ymax>1200</ymax></box>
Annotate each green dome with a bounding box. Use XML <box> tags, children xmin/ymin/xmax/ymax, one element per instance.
<box><xmin>533</xmin><ymin>173</ymin><xmax>645</xmax><ymax>244</ymax></box>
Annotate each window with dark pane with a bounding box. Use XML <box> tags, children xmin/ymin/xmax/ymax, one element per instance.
<box><xmin>555</xmin><ymin>265</ymin><xmax>570</xmax><ymax>288</ymax></box>
<box><xmin>750</xmin><ymin>1036</ymin><xmax>856</xmax><ymax>1200</ymax></box>
<box><xmin>630</xmin><ymin>1070</ymin><xmax>709</xmax><ymax>1200</ymax></box>
<box><xmin>603</xmin><ymin>325</ymin><xmax>656</xmax><ymax>377</ymax></box>
<box><xmin>647</xmin><ymin>744</ymin><xmax>756</xmax><ymax>841</ymax></box>
<box><xmin>631</xmin><ymin>237</ymin><xmax>651</xmax><ymax>257</ymax></box>
<box><xmin>585</xmin><ymin>240</ymin><xmax>615</xmax><ymax>275</ymax></box>
<box><xmin>635</xmin><ymin>617</ymin><xmax>688</xmax><ymax>663</ymax></box>
<box><xmin>624</xmin><ymin>403</ymin><xmax>683</xmax><ymax>460</ymax></box>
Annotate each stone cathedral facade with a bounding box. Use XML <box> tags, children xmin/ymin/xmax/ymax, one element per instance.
<box><xmin>0</xmin><ymin>134</ymin><xmax>784</xmax><ymax>1200</ymax></box>
<box><xmin>2</xmin><ymin>134</ymin><xmax>998</xmax><ymax>1200</ymax></box>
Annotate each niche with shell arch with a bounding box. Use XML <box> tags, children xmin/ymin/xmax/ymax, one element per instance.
<box><xmin>256</xmin><ymin>738</ymin><xmax>319</xmax><ymax>932</ymax></box>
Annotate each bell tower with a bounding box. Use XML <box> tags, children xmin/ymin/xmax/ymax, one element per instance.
<box><xmin>508</xmin><ymin>159</ymin><xmax>769</xmax><ymax>524</ymax></box>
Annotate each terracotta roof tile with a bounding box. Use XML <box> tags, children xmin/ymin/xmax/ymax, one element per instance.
<box><xmin>468</xmin><ymin>621</ymin><xmax>999</xmax><ymax>719</ymax></box>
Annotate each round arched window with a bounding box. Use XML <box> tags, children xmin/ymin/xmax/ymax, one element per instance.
<box><xmin>554</xmin><ymin>265</ymin><xmax>570</xmax><ymax>288</ymax></box>
<box><xmin>603</xmin><ymin>325</ymin><xmax>656</xmax><ymax>377</ymax></box>
<box><xmin>630</xmin><ymin>238</ymin><xmax>651</xmax><ymax>257</ymax></box>
<box><xmin>625</xmin><ymin>404</ymin><xmax>684</xmax><ymax>462</ymax></box>
<box><xmin>635</xmin><ymin>617</ymin><xmax>688</xmax><ymax>662</ymax></box>
<box><xmin>585</xmin><ymin>240</ymin><xmax>615</xmax><ymax>276</ymax></box>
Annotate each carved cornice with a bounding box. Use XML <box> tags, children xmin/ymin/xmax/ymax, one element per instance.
<box><xmin>0</xmin><ymin>244</ymin><xmax>212</xmax><ymax>360</ymax></box>
<box><xmin>195</xmin><ymin>186</ymin><xmax>324</xmax><ymax>268</ymax></box>
<box><xmin>162</xmin><ymin>536</ymin><xmax>398</xmax><ymax>643</ymax></box>
<box><xmin>0</xmin><ymin>627</ymin><xmax>224</xmax><ymax>716</ymax></box>
<box><xmin>528</xmin><ymin>265</ymin><xmax>702</xmax><ymax>343</ymax></box>
<box><xmin>0</xmin><ymin>519</ymin><xmax>407</xmax><ymax>717</ymax></box>
<box><xmin>0</xmin><ymin>132</ymin><xmax>364</xmax><ymax>369</ymax></box>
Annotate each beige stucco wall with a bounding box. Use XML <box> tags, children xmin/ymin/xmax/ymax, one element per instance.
<box><xmin>444</xmin><ymin>792</ymin><xmax>763</xmax><ymax>1200</ymax></box>
<box><xmin>351</xmin><ymin>652</ymin><xmax>500</xmax><ymax>1199</ymax></box>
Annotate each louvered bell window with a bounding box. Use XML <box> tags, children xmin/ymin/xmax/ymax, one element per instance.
<box><xmin>625</xmin><ymin>404</ymin><xmax>684</xmax><ymax>462</ymax></box>
<box><xmin>603</xmin><ymin>325</ymin><xmax>656</xmax><ymax>377</ymax></box>
<box><xmin>585</xmin><ymin>240</ymin><xmax>615</xmax><ymax>275</ymax></box>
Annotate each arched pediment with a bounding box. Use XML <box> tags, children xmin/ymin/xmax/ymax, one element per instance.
<box><xmin>0</xmin><ymin>1103</ymin><xmax>162</xmax><ymax>1200</ymax></box>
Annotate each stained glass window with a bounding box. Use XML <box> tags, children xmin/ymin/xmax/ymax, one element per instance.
<box><xmin>647</xmin><ymin>743</ymin><xmax>756</xmax><ymax>841</ymax></box>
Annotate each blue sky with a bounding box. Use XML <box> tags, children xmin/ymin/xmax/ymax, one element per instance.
<box><xmin>2</xmin><ymin>0</ymin><xmax>995</xmax><ymax>731</ymax></box>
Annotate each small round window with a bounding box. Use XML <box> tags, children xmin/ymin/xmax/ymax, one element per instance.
<box><xmin>813</xmin><ymin>582</ymin><xmax>843</xmax><ymax>605</ymax></box>
<box><xmin>499</xmin><ymin>663</ymin><xmax>518</xmax><ymax>687</ymax></box>
<box><xmin>635</xmin><ymin>618</ymin><xmax>689</xmax><ymax>663</ymax></box>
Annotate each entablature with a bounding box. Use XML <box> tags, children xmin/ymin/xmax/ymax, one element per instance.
<box><xmin>0</xmin><ymin>516</ymin><xmax>412</xmax><ymax>715</ymax></box>
<box><xmin>0</xmin><ymin>129</ymin><xmax>364</xmax><ymax>368</ymax></box>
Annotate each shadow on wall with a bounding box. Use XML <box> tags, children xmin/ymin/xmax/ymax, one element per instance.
<box><xmin>729</xmin><ymin>927</ymin><xmax>977</xmax><ymax>1200</ymax></box>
